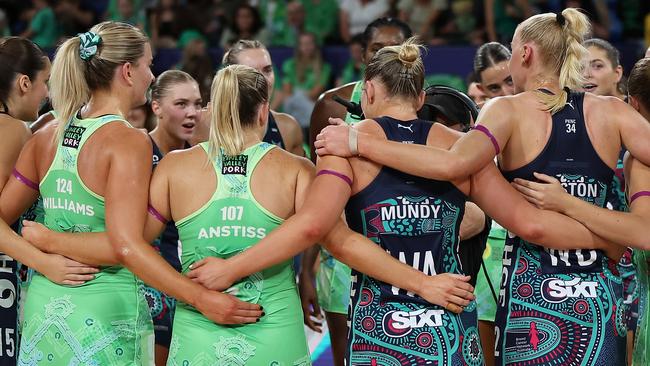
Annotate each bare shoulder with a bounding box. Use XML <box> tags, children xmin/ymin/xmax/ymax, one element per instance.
<box><xmin>265</xmin><ymin>145</ymin><xmax>315</xmax><ymax>172</ymax></box>
<box><xmin>271</xmin><ymin>111</ymin><xmax>300</xmax><ymax>129</ymax></box>
<box><xmin>584</xmin><ymin>93</ymin><xmax>634</xmax><ymax>124</ymax></box>
<box><xmin>30</xmin><ymin>111</ymin><xmax>56</xmax><ymax>133</ymax></box>
<box><xmin>483</xmin><ymin>93</ymin><xmax>518</xmax><ymax>111</ymax></box>
<box><xmin>271</xmin><ymin>110</ymin><xmax>302</xmax><ymax>140</ymax></box>
<box><xmin>355</xmin><ymin>118</ymin><xmax>386</xmax><ymax>136</ymax></box>
<box><xmin>0</xmin><ymin>115</ymin><xmax>31</xmax><ymax>142</ymax></box>
<box><xmin>104</xmin><ymin>122</ymin><xmax>150</xmax><ymax>148</ymax></box>
<box><xmin>30</xmin><ymin>118</ymin><xmax>59</xmax><ymax>148</ymax></box>
<box><xmin>428</xmin><ymin>122</ymin><xmax>464</xmax><ymax>150</ymax></box>
<box><xmin>162</xmin><ymin>144</ymin><xmax>209</xmax><ymax>171</ymax></box>
<box><xmin>584</xmin><ymin>93</ymin><xmax>634</xmax><ymax>116</ymax></box>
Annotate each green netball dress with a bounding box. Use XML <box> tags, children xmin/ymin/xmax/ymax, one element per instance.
<box><xmin>169</xmin><ymin>142</ymin><xmax>311</xmax><ymax>366</ymax></box>
<box><xmin>316</xmin><ymin>81</ymin><xmax>363</xmax><ymax>314</ymax></box>
<box><xmin>633</xmin><ymin>249</ymin><xmax>649</xmax><ymax>366</ymax></box>
<box><xmin>18</xmin><ymin>115</ymin><xmax>154</xmax><ymax>365</ymax></box>
<box><xmin>475</xmin><ymin>222</ymin><xmax>506</xmax><ymax>322</ymax></box>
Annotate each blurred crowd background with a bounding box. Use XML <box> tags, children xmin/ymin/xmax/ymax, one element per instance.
<box><xmin>2</xmin><ymin>0</ymin><xmax>649</xmax><ymax>128</ymax></box>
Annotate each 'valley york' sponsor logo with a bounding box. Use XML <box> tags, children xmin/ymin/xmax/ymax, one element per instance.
<box><xmin>541</xmin><ymin>277</ymin><xmax>598</xmax><ymax>303</ymax></box>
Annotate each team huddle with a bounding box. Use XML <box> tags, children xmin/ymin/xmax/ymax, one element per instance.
<box><xmin>1</xmin><ymin>7</ymin><xmax>650</xmax><ymax>366</ymax></box>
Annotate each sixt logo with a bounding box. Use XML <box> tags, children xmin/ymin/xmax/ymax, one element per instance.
<box><xmin>541</xmin><ymin>277</ymin><xmax>598</xmax><ymax>303</ymax></box>
<box><xmin>382</xmin><ymin>309</ymin><xmax>444</xmax><ymax>337</ymax></box>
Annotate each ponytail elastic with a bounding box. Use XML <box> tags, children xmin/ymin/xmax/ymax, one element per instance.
<box><xmin>78</xmin><ymin>31</ymin><xmax>102</xmax><ymax>61</ymax></box>
<box><xmin>556</xmin><ymin>12</ymin><xmax>566</xmax><ymax>27</ymax></box>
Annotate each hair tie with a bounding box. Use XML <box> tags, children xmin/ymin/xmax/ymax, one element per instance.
<box><xmin>398</xmin><ymin>71</ymin><xmax>414</xmax><ymax>79</ymax></box>
<box><xmin>78</xmin><ymin>31</ymin><xmax>102</xmax><ymax>61</ymax></box>
<box><xmin>556</xmin><ymin>12</ymin><xmax>566</xmax><ymax>27</ymax></box>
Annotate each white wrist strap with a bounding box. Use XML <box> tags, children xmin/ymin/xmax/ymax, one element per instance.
<box><xmin>348</xmin><ymin>127</ymin><xmax>359</xmax><ymax>156</ymax></box>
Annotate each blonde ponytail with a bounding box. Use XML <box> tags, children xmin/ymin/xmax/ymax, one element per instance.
<box><xmin>519</xmin><ymin>9</ymin><xmax>590</xmax><ymax>113</ymax></box>
<box><xmin>49</xmin><ymin>21</ymin><xmax>148</xmax><ymax>141</ymax></box>
<box><xmin>209</xmin><ymin>67</ymin><xmax>246</xmax><ymax>157</ymax></box>
<box><xmin>50</xmin><ymin>36</ymin><xmax>90</xmax><ymax>141</ymax></box>
<box><xmin>207</xmin><ymin>64</ymin><xmax>269</xmax><ymax>159</ymax></box>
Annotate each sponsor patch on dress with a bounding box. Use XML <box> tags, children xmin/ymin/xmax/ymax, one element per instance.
<box><xmin>62</xmin><ymin>126</ymin><xmax>86</xmax><ymax>149</ymax></box>
<box><xmin>222</xmin><ymin>155</ymin><xmax>248</xmax><ymax>175</ymax></box>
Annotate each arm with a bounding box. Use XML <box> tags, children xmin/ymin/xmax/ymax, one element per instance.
<box><xmin>104</xmin><ymin>126</ymin><xmax>262</xmax><ymax>324</ymax></box>
<box><xmin>0</xmin><ymin>123</ymin><xmax>30</xmax><ymax>190</ymax></box>
<box><xmin>149</xmin><ymin>13</ymin><xmax>159</xmax><ymax>47</ymax></box>
<box><xmin>315</xmin><ymin>97</ymin><xmax>515</xmax><ymax>181</ymax></box>
<box><xmin>460</xmin><ymin>202</ymin><xmax>486</xmax><ymax>240</ymax></box>
<box><xmin>339</xmin><ymin>8</ymin><xmax>351</xmax><ymax>44</ymax></box>
<box><xmin>21</xmin><ymin>221</ymin><xmax>119</xmax><ymax>266</ymax></box>
<box><xmin>322</xmin><ymin>220</ymin><xmax>474</xmax><ymax>311</ymax></box>
<box><xmin>189</xmin><ymin>153</ymin><xmax>474</xmax><ymax>311</ymax></box>
<box><xmin>298</xmin><ymin>244</ymin><xmax>322</xmax><ymax>332</ymax></box>
<box><xmin>483</xmin><ymin>0</ymin><xmax>497</xmax><ymax>41</ymax></box>
<box><xmin>19</xmin><ymin>135</ymin><xmax>165</xmax><ymax>266</ymax></box>
<box><xmin>207</xmin><ymin>155</ymin><xmax>351</xmax><ymax>283</ymax></box>
<box><xmin>0</xmin><ymin>134</ymin><xmax>97</xmax><ymax>285</ymax></box>
<box><xmin>511</xmin><ymin>156</ymin><xmax>650</xmax><ymax>251</ymax></box>
<box><xmin>469</xmin><ymin>162</ymin><xmax>623</xmax><ymax>259</ymax></box>
<box><xmin>615</xmin><ymin>98</ymin><xmax>650</xmax><ymax>168</ymax></box>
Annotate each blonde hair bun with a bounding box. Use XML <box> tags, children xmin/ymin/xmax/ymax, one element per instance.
<box><xmin>397</xmin><ymin>38</ymin><xmax>421</xmax><ymax>68</ymax></box>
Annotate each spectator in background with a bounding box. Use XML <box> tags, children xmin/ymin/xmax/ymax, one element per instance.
<box><xmin>258</xmin><ymin>0</ymin><xmax>289</xmax><ymax>45</ymax></box>
<box><xmin>0</xmin><ymin>9</ymin><xmax>10</xmax><ymax>37</ymax></box>
<box><xmin>282</xmin><ymin>32</ymin><xmax>332</xmax><ymax>127</ymax></box>
<box><xmin>619</xmin><ymin>0</ymin><xmax>648</xmax><ymax>40</ymax></box>
<box><xmin>563</xmin><ymin>0</ymin><xmax>613</xmax><ymax>39</ymax></box>
<box><xmin>187</xmin><ymin>0</ymin><xmax>241</xmax><ymax>48</ymax></box>
<box><xmin>220</xmin><ymin>4</ymin><xmax>268</xmax><ymax>48</ymax></box>
<box><xmin>149</xmin><ymin>0</ymin><xmax>184</xmax><ymax>48</ymax></box>
<box><xmin>176</xmin><ymin>30</ymin><xmax>214</xmax><ymax>103</ymax></box>
<box><xmin>397</xmin><ymin>0</ymin><xmax>446</xmax><ymax>41</ymax></box>
<box><xmin>53</xmin><ymin>0</ymin><xmax>94</xmax><ymax>38</ymax></box>
<box><xmin>484</xmin><ymin>0</ymin><xmax>534</xmax><ymax>43</ymax></box>
<box><xmin>268</xmin><ymin>1</ymin><xmax>305</xmax><ymax>47</ymax></box>
<box><xmin>339</xmin><ymin>0</ymin><xmax>389</xmax><ymax>43</ymax></box>
<box><xmin>336</xmin><ymin>34</ymin><xmax>365</xmax><ymax>86</ymax></box>
<box><xmin>429</xmin><ymin>0</ymin><xmax>484</xmax><ymax>45</ymax></box>
<box><xmin>20</xmin><ymin>0</ymin><xmax>58</xmax><ymax>49</ymax></box>
<box><xmin>303</xmin><ymin>0</ymin><xmax>340</xmax><ymax>44</ymax></box>
<box><xmin>107</xmin><ymin>0</ymin><xmax>146</xmax><ymax>31</ymax></box>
